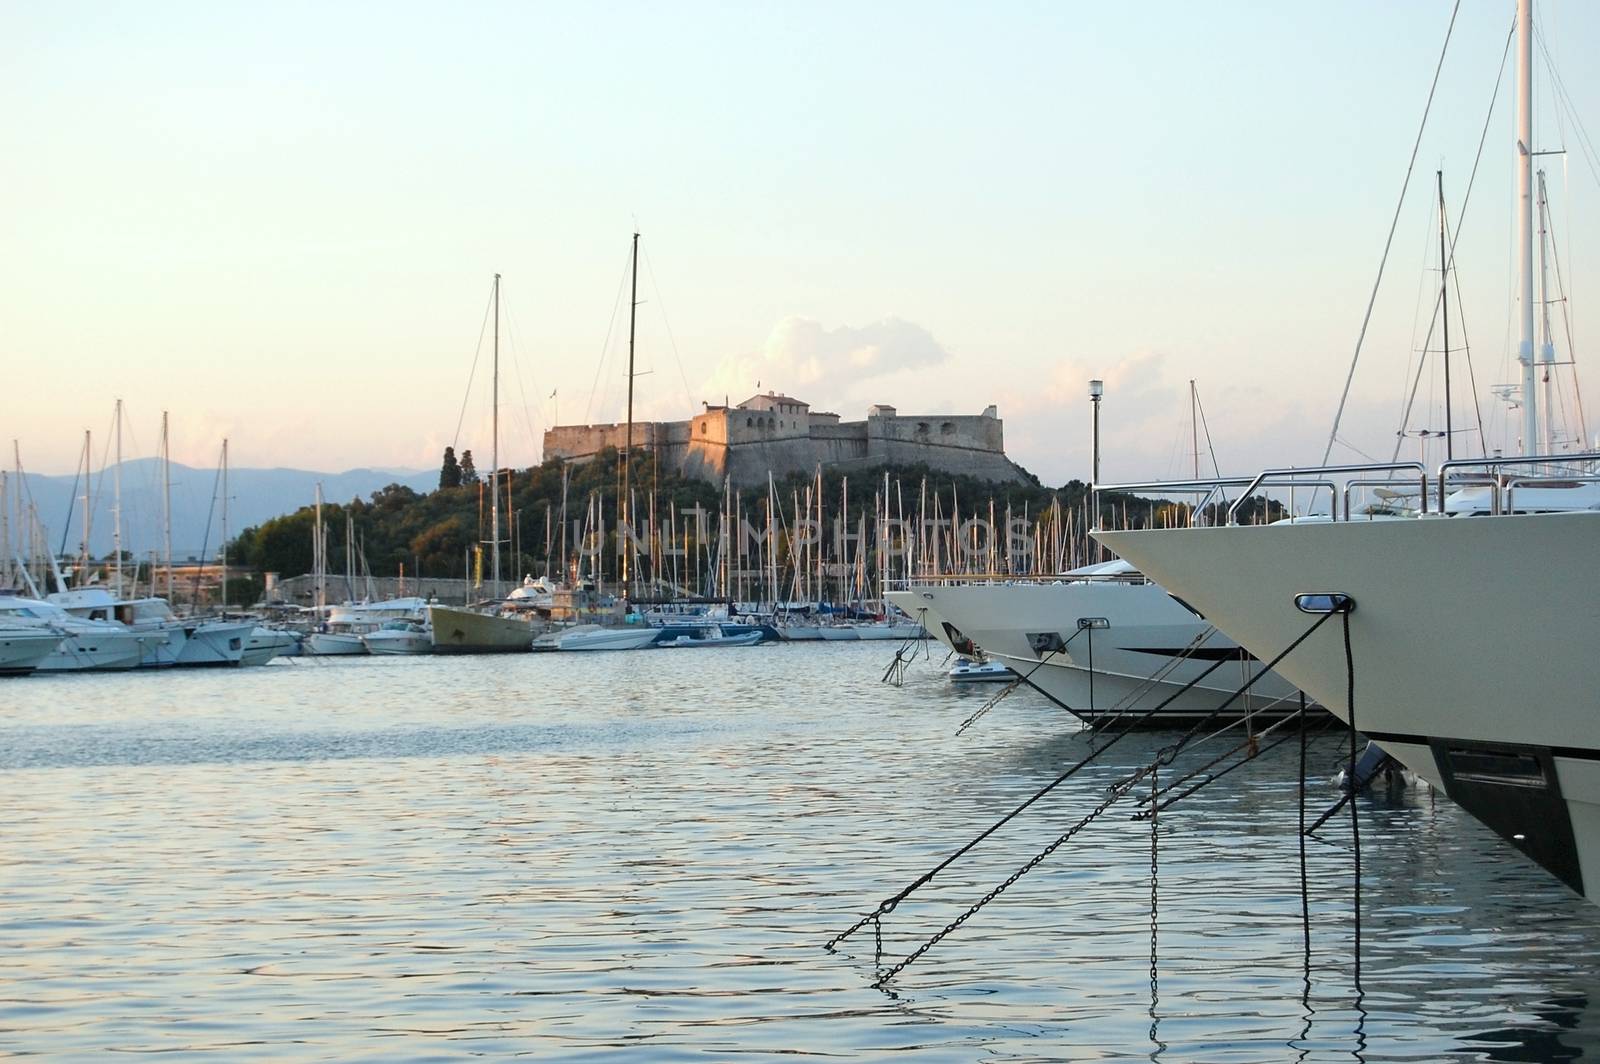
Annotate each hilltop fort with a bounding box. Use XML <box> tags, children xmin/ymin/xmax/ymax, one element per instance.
<box><xmin>542</xmin><ymin>392</ymin><xmax>1030</xmax><ymax>488</ymax></box>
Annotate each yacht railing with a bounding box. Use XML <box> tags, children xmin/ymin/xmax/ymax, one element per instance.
<box><xmin>1505</xmin><ymin>474</ymin><xmax>1600</xmax><ymax>513</ymax></box>
<box><xmin>890</xmin><ymin>571</ymin><xmax>1152</xmax><ymax>591</ymax></box>
<box><xmin>1225</xmin><ymin>463</ymin><xmax>1426</xmax><ymax>525</ymax></box>
<box><xmin>1342</xmin><ymin>477</ymin><xmax>1430</xmax><ymax>519</ymax></box>
<box><xmin>1437</xmin><ymin>452</ymin><xmax>1600</xmax><ymax>511</ymax></box>
<box><xmin>1089</xmin><ymin>476</ymin><xmax>1258</xmax><ymax>528</ymax></box>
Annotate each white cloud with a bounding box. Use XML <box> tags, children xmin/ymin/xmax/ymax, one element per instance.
<box><xmin>703</xmin><ymin>315</ymin><xmax>952</xmax><ymax>409</ymax></box>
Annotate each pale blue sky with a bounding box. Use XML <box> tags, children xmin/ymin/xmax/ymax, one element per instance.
<box><xmin>6</xmin><ymin>1</ymin><xmax>1600</xmax><ymax>482</ymax></box>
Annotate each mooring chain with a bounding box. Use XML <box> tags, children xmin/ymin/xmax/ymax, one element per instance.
<box><xmin>831</xmin><ymin>609</ymin><xmax>1342</xmax><ymax>983</ymax></box>
<box><xmin>873</xmin><ymin>765</ymin><xmax>1152</xmax><ymax>985</ymax></box>
<box><xmin>954</xmin><ymin>677</ymin><xmax>1022</xmax><ymax>735</ymax></box>
<box><xmin>1149</xmin><ymin>756</ymin><xmax>1159</xmax><ymax>1004</ymax></box>
<box><xmin>954</xmin><ymin>626</ymin><xmax>1086</xmax><ymax>736</ymax></box>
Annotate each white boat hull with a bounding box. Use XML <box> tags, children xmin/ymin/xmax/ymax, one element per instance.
<box><xmin>36</xmin><ymin>629</ymin><xmax>150</xmax><ymax>672</ymax></box>
<box><xmin>816</xmin><ymin>626</ymin><xmax>859</xmax><ymax>641</ymax></box>
<box><xmin>1099</xmin><ymin>512</ymin><xmax>1600</xmax><ymax>899</ymax></box>
<box><xmin>362</xmin><ymin>629</ymin><xmax>433</xmax><ymax>655</ymax></box>
<box><xmin>0</xmin><ymin>628</ymin><xmax>65</xmax><ymax>675</ymax></box>
<box><xmin>427</xmin><ymin>605</ymin><xmax>538</xmax><ymax>653</ymax></box>
<box><xmin>555</xmin><ymin>626</ymin><xmax>662</xmax><ymax>651</ymax></box>
<box><xmin>303</xmin><ymin>631</ymin><xmax>369</xmax><ymax>656</ymax></box>
<box><xmin>889</xmin><ymin>581</ymin><xmax>1303</xmax><ymax>726</ymax></box>
<box><xmin>241</xmin><ymin>628</ymin><xmax>299</xmax><ymax>666</ymax></box>
<box><xmin>176</xmin><ymin>621</ymin><xmax>251</xmax><ymax>666</ymax></box>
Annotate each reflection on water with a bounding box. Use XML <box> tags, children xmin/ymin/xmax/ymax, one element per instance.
<box><xmin>1</xmin><ymin>644</ymin><xmax>1597</xmax><ymax>1060</ymax></box>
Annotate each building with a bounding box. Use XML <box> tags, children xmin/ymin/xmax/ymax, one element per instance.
<box><xmin>542</xmin><ymin>392</ymin><xmax>1030</xmax><ymax>488</ymax></box>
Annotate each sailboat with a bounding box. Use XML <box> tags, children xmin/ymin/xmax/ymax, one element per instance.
<box><xmin>1099</xmin><ymin>0</ymin><xmax>1600</xmax><ymax>901</ymax></box>
<box><xmin>429</xmin><ymin>273</ymin><xmax>547</xmax><ymax>653</ymax></box>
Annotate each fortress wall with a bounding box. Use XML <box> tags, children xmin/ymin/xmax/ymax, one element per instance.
<box><xmin>544</xmin><ymin>422</ymin><xmax>676</xmax><ymax>462</ymax></box>
<box><xmin>543</xmin><ymin>408</ymin><xmax>1027</xmax><ymax>487</ymax></box>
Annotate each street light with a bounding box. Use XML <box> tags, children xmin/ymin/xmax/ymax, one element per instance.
<box><xmin>1088</xmin><ymin>380</ymin><xmax>1104</xmax><ymax>487</ymax></box>
<box><xmin>1089</xmin><ymin>379</ymin><xmax>1104</xmax><ymax>561</ymax></box>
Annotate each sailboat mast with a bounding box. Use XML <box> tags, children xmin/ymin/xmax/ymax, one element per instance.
<box><xmin>1536</xmin><ymin>170</ymin><xmax>1558</xmax><ymax>453</ymax></box>
<box><xmin>1189</xmin><ymin>379</ymin><xmax>1199</xmax><ymax>479</ymax></box>
<box><xmin>491</xmin><ymin>273</ymin><xmax>502</xmax><ymax>599</ymax></box>
<box><xmin>220</xmin><ymin>438</ymin><xmax>229</xmax><ymax>610</ymax></box>
<box><xmin>162</xmin><ymin>411</ymin><xmax>172</xmax><ymax>600</ymax></box>
<box><xmin>113</xmin><ymin>399</ymin><xmax>123</xmax><ymax>596</ymax></box>
<box><xmin>80</xmin><ymin>429</ymin><xmax>91</xmax><ymax>586</ymax></box>
<box><xmin>622</xmin><ymin>231</ymin><xmax>639</xmax><ymax>599</ymax></box>
<box><xmin>1439</xmin><ymin>170</ymin><xmax>1453</xmax><ymax>461</ymax></box>
<box><xmin>314</xmin><ymin>482</ymin><xmax>326</xmax><ymax>616</ymax></box>
<box><xmin>1517</xmin><ymin>0</ymin><xmax>1538</xmax><ymax>456</ymax></box>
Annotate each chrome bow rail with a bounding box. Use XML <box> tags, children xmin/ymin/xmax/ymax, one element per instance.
<box><xmin>1092</xmin><ymin>452</ymin><xmax>1600</xmax><ymax>528</ymax></box>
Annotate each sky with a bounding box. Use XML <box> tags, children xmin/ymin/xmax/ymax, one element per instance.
<box><xmin>7</xmin><ymin>1</ymin><xmax>1600</xmax><ymax>485</ymax></box>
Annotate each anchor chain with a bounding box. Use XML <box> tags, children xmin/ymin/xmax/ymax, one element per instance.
<box><xmin>874</xmin><ymin>764</ymin><xmax>1151</xmax><ymax>984</ymax></box>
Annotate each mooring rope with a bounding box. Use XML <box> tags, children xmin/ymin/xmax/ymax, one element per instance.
<box><xmin>838</xmin><ymin>604</ymin><xmax>1350</xmax><ymax>979</ymax></box>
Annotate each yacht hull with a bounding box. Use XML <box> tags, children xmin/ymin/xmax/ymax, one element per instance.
<box><xmin>0</xmin><ymin>629</ymin><xmax>66</xmax><ymax>675</ymax></box>
<box><xmin>1099</xmin><ymin>512</ymin><xmax>1600</xmax><ymax>899</ymax></box>
<box><xmin>176</xmin><ymin>621</ymin><xmax>251</xmax><ymax>666</ymax></box>
<box><xmin>37</xmin><ymin>630</ymin><xmax>149</xmax><ymax>672</ymax></box>
<box><xmin>304</xmin><ymin>632</ymin><xmax>369</xmax><ymax>656</ymax></box>
<box><xmin>363</xmin><ymin>630</ymin><xmax>433</xmax><ymax>655</ymax></box>
<box><xmin>427</xmin><ymin>605</ymin><xmax>538</xmax><ymax>653</ymax></box>
<box><xmin>888</xmin><ymin>582</ymin><xmax>1305</xmax><ymax>727</ymax></box>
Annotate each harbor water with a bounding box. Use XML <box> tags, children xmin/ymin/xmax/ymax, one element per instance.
<box><xmin>3</xmin><ymin>642</ymin><xmax>1598</xmax><ymax>1061</ymax></box>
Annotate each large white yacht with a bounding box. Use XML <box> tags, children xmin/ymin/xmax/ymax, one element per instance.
<box><xmin>1101</xmin><ymin>0</ymin><xmax>1600</xmax><ymax>902</ymax></box>
<box><xmin>0</xmin><ymin>596</ymin><xmax>152</xmax><ymax>671</ymax></box>
<box><xmin>887</xmin><ymin>559</ymin><xmax>1304</xmax><ymax>727</ymax></box>
<box><xmin>49</xmin><ymin>588</ymin><xmax>252</xmax><ymax>667</ymax></box>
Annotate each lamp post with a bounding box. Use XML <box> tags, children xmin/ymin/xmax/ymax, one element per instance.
<box><xmin>1088</xmin><ymin>379</ymin><xmax>1104</xmax><ymax>486</ymax></box>
<box><xmin>1089</xmin><ymin>379</ymin><xmax>1104</xmax><ymax>561</ymax></box>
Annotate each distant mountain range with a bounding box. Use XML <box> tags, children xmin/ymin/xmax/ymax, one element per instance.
<box><xmin>5</xmin><ymin>459</ymin><xmax>437</xmax><ymax>560</ymax></box>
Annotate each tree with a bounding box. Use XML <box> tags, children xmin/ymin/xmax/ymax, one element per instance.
<box><xmin>439</xmin><ymin>447</ymin><xmax>462</xmax><ymax>489</ymax></box>
<box><xmin>460</xmin><ymin>450</ymin><xmax>479</xmax><ymax>484</ymax></box>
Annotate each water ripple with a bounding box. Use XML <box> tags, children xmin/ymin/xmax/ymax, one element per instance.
<box><xmin>0</xmin><ymin>644</ymin><xmax>1597</xmax><ymax>1060</ymax></box>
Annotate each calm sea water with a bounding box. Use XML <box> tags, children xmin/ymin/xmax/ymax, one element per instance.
<box><xmin>2</xmin><ymin>642</ymin><xmax>1597</xmax><ymax>1061</ymax></box>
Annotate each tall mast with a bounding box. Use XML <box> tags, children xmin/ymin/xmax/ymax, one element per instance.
<box><xmin>1537</xmin><ymin>170</ymin><xmax>1558</xmax><ymax>453</ymax></box>
<box><xmin>113</xmin><ymin>399</ymin><xmax>123</xmax><ymax>596</ymax></box>
<box><xmin>491</xmin><ymin>273</ymin><xmax>502</xmax><ymax>599</ymax></box>
<box><xmin>1517</xmin><ymin>0</ymin><xmax>1537</xmax><ymax>455</ymax></box>
<box><xmin>1439</xmin><ymin>170</ymin><xmax>1454</xmax><ymax>461</ymax></box>
<box><xmin>622</xmin><ymin>231</ymin><xmax>639</xmax><ymax>599</ymax></box>
<box><xmin>1189</xmin><ymin>379</ymin><xmax>1199</xmax><ymax>478</ymax></box>
<box><xmin>220</xmin><ymin>438</ymin><xmax>229</xmax><ymax>610</ymax></box>
<box><xmin>162</xmin><ymin>411</ymin><xmax>173</xmax><ymax>600</ymax></box>
<box><xmin>80</xmin><ymin>429</ymin><xmax>92</xmax><ymax>586</ymax></box>
<box><xmin>314</xmin><ymin>482</ymin><xmax>326</xmax><ymax>616</ymax></box>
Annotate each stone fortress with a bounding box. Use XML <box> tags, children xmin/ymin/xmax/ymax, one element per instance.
<box><xmin>542</xmin><ymin>392</ymin><xmax>1030</xmax><ymax>488</ymax></box>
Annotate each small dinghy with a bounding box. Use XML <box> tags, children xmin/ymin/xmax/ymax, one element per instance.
<box><xmin>948</xmin><ymin>656</ymin><xmax>1014</xmax><ymax>683</ymax></box>
<box><xmin>658</xmin><ymin>625</ymin><xmax>764</xmax><ymax>648</ymax></box>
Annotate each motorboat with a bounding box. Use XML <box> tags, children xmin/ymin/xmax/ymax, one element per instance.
<box><xmin>0</xmin><ymin>596</ymin><xmax>152</xmax><ymax>671</ymax></box>
<box><xmin>46</xmin><ymin>589</ymin><xmax>250</xmax><ymax>667</ymax></box>
<box><xmin>303</xmin><ymin>628</ymin><xmax>368</xmax><ymax>656</ymax></box>
<box><xmin>887</xmin><ymin>559</ymin><xmax>1304</xmax><ymax>726</ymax></box>
<box><xmin>1101</xmin><ymin>478</ymin><xmax>1600</xmax><ymax>900</ymax></box>
<box><xmin>549</xmin><ymin>624</ymin><xmax>663</xmax><ymax>651</ymax></box>
<box><xmin>0</xmin><ymin>624</ymin><xmax>66</xmax><ymax>676</ymax></box>
<box><xmin>656</xmin><ymin>625</ymin><xmax>764</xmax><ymax>648</ymax></box>
<box><xmin>948</xmin><ymin>656</ymin><xmax>1014</xmax><ymax>683</ymax></box>
<box><xmin>427</xmin><ymin>603</ymin><xmax>542</xmax><ymax>653</ymax></box>
<box><xmin>241</xmin><ymin>626</ymin><xmax>299</xmax><ymax>666</ymax></box>
<box><xmin>362</xmin><ymin>620</ymin><xmax>433</xmax><ymax>655</ymax></box>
